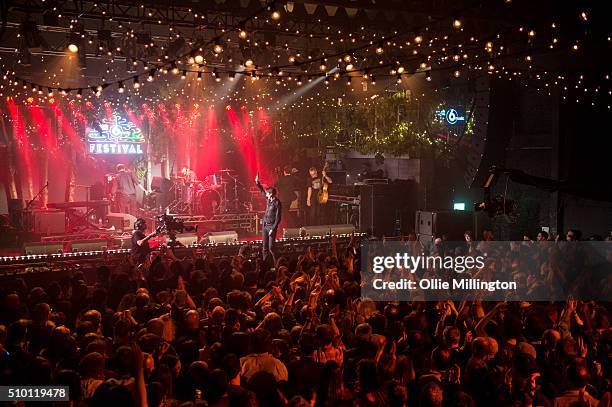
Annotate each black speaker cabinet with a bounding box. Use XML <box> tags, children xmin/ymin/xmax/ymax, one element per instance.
<box><xmin>415</xmin><ymin>210</ymin><xmax>473</xmax><ymax>240</ymax></box>
<box><xmin>359</xmin><ymin>181</ymin><xmax>416</xmax><ymax>237</ymax></box>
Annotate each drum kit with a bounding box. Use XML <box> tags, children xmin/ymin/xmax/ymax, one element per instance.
<box><xmin>167</xmin><ymin>169</ymin><xmax>263</xmax><ymax>215</ymax></box>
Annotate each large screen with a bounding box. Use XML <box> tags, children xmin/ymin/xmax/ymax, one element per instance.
<box><xmin>87</xmin><ymin>113</ymin><xmax>145</xmax><ymax>154</ymax></box>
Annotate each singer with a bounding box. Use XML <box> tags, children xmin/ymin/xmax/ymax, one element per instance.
<box><xmin>255</xmin><ymin>173</ymin><xmax>281</xmax><ymax>264</ymax></box>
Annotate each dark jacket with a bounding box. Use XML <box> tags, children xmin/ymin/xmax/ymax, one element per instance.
<box><xmin>256</xmin><ymin>181</ymin><xmax>281</xmax><ymax>229</ymax></box>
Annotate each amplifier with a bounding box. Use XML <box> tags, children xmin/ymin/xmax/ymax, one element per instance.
<box><xmin>31</xmin><ymin>210</ymin><xmax>66</xmax><ymax>235</ymax></box>
<box><xmin>301</xmin><ymin>224</ymin><xmax>355</xmax><ymax>237</ymax></box>
<box><xmin>415</xmin><ymin>211</ymin><xmax>473</xmax><ymax>240</ymax></box>
<box><xmin>107</xmin><ymin>212</ymin><xmax>137</xmax><ymax>231</ymax></box>
<box><xmin>170</xmin><ymin>233</ymin><xmax>199</xmax><ymax>246</ymax></box>
<box><xmin>283</xmin><ymin>227</ymin><xmax>302</xmax><ymax>238</ymax></box>
<box><xmin>71</xmin><ymin>239</ymin><xmax>108</xmax><ymax>252</ymax></box>
<box><xmin>24</xmin><ymin>242</ymin><xmax>64</xmax><ymax>255</ymax></box>
<box><xmin>203</xmin><ymin>231</ymin><xmax>238</xmax><ymax>244</ymax></box>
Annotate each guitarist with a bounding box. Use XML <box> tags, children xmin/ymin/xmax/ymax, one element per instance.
<box><xmin>131</xmin><ymin>218</ymin><xmax>161</xmax><ymax>264</ymax></box>
<box><xmin>306</xmin><ymin>165</ymin><xmax>333</xmax><ymax>226</ymax></box>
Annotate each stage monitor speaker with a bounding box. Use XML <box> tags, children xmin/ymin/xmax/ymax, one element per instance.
<box><xmin>24</xmin><ymin>242</ymin><xmax>64</xmax><ymax>255</ymax></box>
<box><xmin>31</xmin><ymin>210</ymin><xmax>66</xmax><ymax>235</ymax></box>
<box><xmin>203</xmin><ymin>231</ymin><xmax>238</xmax><ymax>244</ymax></box>
<box><xmin>107</xmin><ymin>213</ymin><xmax>137</xmax><ymax>231</ymax></box>
<box><xmin>170</xmin><ymin>233</ymin><xmax>199</xmax><ymax>246</ymax></box>
<box><xmin>301</xmin><ymin>224</ymin><xmax>355</xmax><ymax>237</ymax></box>
<box><xmin>415</xmin><ymin>211</ymin><xmax>473</xmax><ymax>240</ymax></box>
<box><xmin>283</xmin><ymin>228</ymin><xmax>302</xmax><ymax>238</ymax></box>
<box><xmin>71</xmin><ymin>239</ymin><xmax>108</xmax><ymax>252</ymax></box>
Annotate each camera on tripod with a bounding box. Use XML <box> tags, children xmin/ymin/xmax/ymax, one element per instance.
<box><xmin>157</xmin><ymin>214</ymin><xmax>198</xmax><ymax>234</ymax></box>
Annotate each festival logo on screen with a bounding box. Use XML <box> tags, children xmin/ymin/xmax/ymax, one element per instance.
<box><xmin>435</xmin><ymin>108</ymin><xmax>465</xmax><ymax>125</ymax></box>
<box><xmin>87</xmin><ymin>114</ymin><xmax>145</xmax><ymax>154</ymax></box>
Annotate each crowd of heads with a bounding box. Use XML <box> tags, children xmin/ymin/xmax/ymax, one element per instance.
<box><xmin>0</xmin><ymin>229</ymin><xmax>610</xmax><ymax>407</ymax></box>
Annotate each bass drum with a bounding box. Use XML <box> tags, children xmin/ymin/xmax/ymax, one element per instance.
<box><xmin>196</xmin><ymin>189</ymin><xmax>221</xmax><ymax>217</ymax></box>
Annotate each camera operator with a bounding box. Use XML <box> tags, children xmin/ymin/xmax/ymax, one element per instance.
<box><xmin>131</xmin><ymin>218</ymin><xmax>161</xmax><ymax>264</ymax></box>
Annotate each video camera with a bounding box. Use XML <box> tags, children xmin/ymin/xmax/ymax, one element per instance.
<box><xmin>157</xmin><ymin>214</ymin><xmax>198</xmax><ymax>234</ymax></box>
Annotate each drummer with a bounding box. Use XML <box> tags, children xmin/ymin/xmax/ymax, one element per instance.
<box><xmin>181</xmin><ymin>167</ymin><xmax>197</xmax><ymax>183</ymax></box>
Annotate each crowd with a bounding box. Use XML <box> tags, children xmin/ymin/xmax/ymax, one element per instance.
<box><xmin>0</xmin><ymin>231</ymin><xmax>610</xmax><ymax>407</ymax></box>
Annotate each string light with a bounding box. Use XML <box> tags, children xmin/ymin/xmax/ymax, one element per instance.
<box><xmin>133</xmin><ymin>77</ymin><xmax>140</xmax><ymax>89</ymax></box>
<box><xmin>213</xmin><ymin>39</ymin><xmax>223</xmax><ymax>54</ymax></box>
<box><xmin>118</xmin><ymin>81</ymin><xmax>125</xmax><ymax>93</ymax></box>
<box><xmin>453</xmin><ymin>18</ymin><xmax>462</xmax><ymax>29</ymax></box>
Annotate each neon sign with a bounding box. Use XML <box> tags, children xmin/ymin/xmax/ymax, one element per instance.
<box><xmin>87</xmin><ymin>113</ymin><xmax>145</xmax><ymax>154</ymax></box>
<box><xmin>435</xmin><ymin>108</ymin><xmax>465</xmax><ymax>125</ymax></box>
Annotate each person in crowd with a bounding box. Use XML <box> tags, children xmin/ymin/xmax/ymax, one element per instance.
<box><xmin>0</xmin><ymin>228</ymin><xmax>610</xmax><ymax>407</ymax></box>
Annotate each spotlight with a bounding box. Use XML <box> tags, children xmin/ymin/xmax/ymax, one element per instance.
<box><xmin>213</xmin><ymin>39</ymin><xmax>223</xmax><ymax>54</ymax></box>
<box><xmin>68</xmin><ymin>43</ymin><xmax>79</xmax><ymax>53</ymax></box>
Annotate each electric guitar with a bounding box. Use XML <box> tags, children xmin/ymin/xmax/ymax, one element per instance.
<box><xmin>318</xmin><ymin>162</ymin><xmax>330</xmax><ymax>204</ymax></box>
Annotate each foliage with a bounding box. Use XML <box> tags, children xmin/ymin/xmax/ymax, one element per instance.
<box><xmin>281</xmin><ymin>92</ymin><xmax>471</xmax><ymax>162</ymax></box>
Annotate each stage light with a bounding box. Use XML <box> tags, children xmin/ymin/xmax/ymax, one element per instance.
<box><xmin>225</xmin><ymin>105</ymin><xmax>231</xmax><ymax>110</ymax></box>
<box><xmin>346</xmin><ymin>63</ymin><xmax>353</xmax><ymax>71</ymax></box>
<box><xmin>26</xmin><ymin>96</ymin><xmax>34</xmax><ymax>103</ymax></box>
<box><xmin>343</xmin><ymin>55</ymin><xmax>351</xmax><ymax>62</ymax></box>
<box><xmin>271</xmin><ymin>10</ymin><xmax>281</xmax><ymax>20</ymax></box>
<box><xmin>245</xmin><ymin>59</ymin><xmax>254</xmax><ymax>67</ymax></box>
<box><xmin>414</xmin><ymin>33</ymin><xmax>423</xmax><ymax>44</ymax></box>
<box><xmin>288</xmin><ymin>55</ymin><xmax>296</xmax><ymax>63</ymax></box>
<box><xmin>118</xmin><ymin>81</ymin><xmax>124</xmax><ymax>93</ymax></box>
<box><xmin>213</xmin><ymin>39</ymin><xmax>223</xmax><ymax>54</ymax></box>
<box><xmin>320</xmin><ymin>64</ymin><xmax>327</xmax><ymax>71</ymax></box>
<box><xmin>397</xmin><ymin>66</ymin><xmax>405</xmax><ymax>74</ymax></box>
<box><xmin>239</xmin><ymin>29</ymin><xmax>248</xmax><ymax>39</ymax></box>
<box><xmin>453</xmin><ymin>18</ymin><xmax>462</xmax><ymax>29</ymax></box>
<box><xmin>48</xmin><ymin>97</ymin><xmax>55</xmax><ymax>104</ymax></box>
<box><xmin>420</xmin><ymin>61</ymin><xmax>427</xmax><ymax>69</ymax></box>
<box><xmin>194</xmin><ymin>54</ymin><xmax>204</xmax><ymax>64</ymax></box>
<box><xmin>454</xmin><ymin>70</ymin><xmax>461</xmax><ymax>77</ymax></box>
<box><xmin>375</xmin><ymin>45</ymin><xmax>384</xmax><ymax>54</ymax></box>
<box><xmin>133</xmin><ymin>77</ymin><xmax>141</xmax><ymax>89</ymax></box>
<box><xmin>68</xmin><ymin>43</ymin><xmax>79</xmax><ymax>53</ymax></box>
